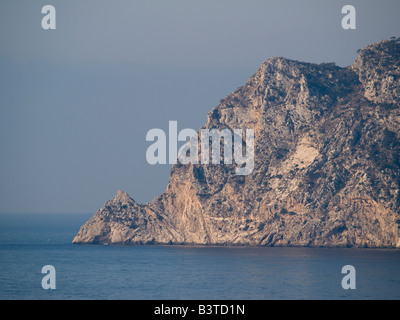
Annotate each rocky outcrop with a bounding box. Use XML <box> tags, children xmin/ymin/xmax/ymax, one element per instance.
<box><xmin>73</xmin><ymin>39</ymin><xmax>400</xmax><ymax>248</ymax></box>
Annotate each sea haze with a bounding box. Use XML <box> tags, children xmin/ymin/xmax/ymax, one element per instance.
<box><xmin>0</xmin><ymin>213</ymin><xmax>399</xmax><ymax>300</ymax></box>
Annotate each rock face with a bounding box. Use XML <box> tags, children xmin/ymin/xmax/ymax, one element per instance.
<box><xmin>73</xmin><ymin>39</ymin><xmax>400</xmax><ymax>248</ymax></box>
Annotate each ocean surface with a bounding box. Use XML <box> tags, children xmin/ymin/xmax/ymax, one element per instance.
<box><xmin>0</xmin><ymin>213</ymin><xmax>399</xmax><ymax>300</ymax></box>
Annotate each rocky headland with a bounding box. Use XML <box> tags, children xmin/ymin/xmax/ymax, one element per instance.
<box><xmin>73</xmin><ymin>39</ymin><xmax>400</xmax><ymax>248</ymax></box>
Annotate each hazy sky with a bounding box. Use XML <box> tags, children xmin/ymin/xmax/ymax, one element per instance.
<box><xmin>1</xmin><ymin>0</ymin><xmax>399</xmax><ymax>213</ymax></box>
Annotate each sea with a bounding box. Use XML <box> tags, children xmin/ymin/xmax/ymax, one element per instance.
<box><xmin>0</xmin><ymin>213</ymin><xmax>399</xmax><ymax>300</ymax></box>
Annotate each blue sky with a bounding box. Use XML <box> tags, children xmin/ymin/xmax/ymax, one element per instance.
<box><xmin>0</xmin><ymin>0</ymin><xmax>399</xmax><ymax>213</ymax></box>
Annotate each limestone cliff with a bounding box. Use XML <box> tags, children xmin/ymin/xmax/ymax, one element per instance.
<box><xmin>73</xmin><ymin>39</ymin><xmax>400</xmax><ymax>248</ymax></box>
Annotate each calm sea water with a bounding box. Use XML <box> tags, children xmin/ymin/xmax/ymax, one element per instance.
<box><xmin>0</xmin><ymin>213</ymin><xmax>399</xmax><ymax>300</ymax></box>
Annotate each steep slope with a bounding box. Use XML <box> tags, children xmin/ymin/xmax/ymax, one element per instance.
<box><xmin>73</xmin><ymin>39</ymin><xmax>400</xmax><ymax>248</ymax></box>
